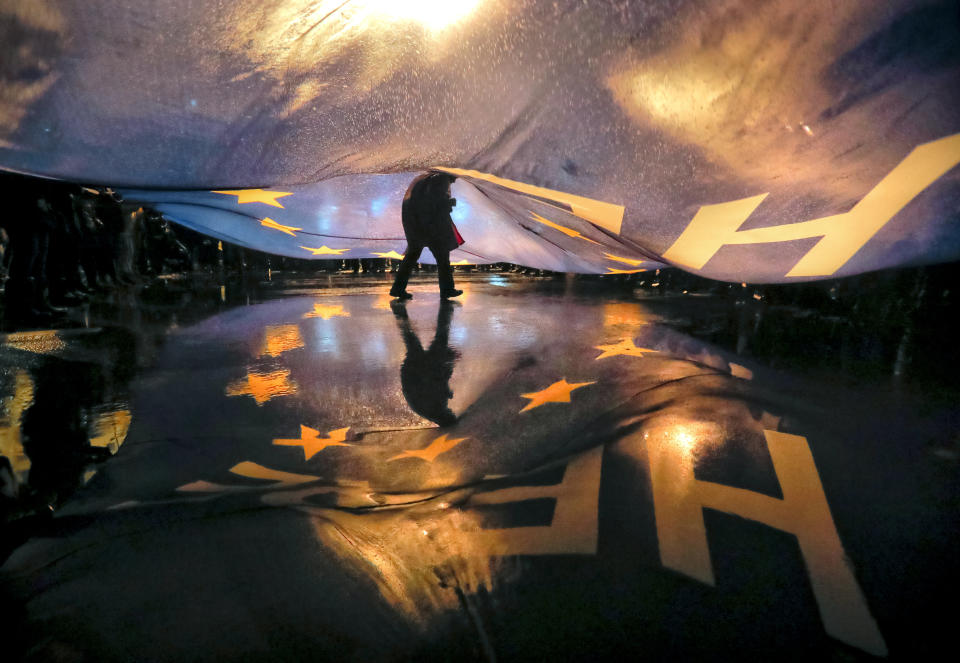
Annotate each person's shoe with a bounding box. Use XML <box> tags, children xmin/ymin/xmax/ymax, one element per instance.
<box><xmin>390</xmin><ymin>290</ymin><xmax>413</xmax><ymax>300</ymax></box>
<box><xmin>441</xmin><ymin>289</ymin><xmax>463</xmax><ymax>298</ymax></box>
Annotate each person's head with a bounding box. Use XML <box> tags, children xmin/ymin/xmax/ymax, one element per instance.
<box><xmin>427</xmin><ymin>172</ymin><xmax>456</xmax><ymax>197</ymax></box>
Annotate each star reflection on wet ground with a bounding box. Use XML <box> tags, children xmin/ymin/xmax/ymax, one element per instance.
<box><xmin>1</xmin><ymin>271</ymin><xmax>958</xmax><ymax>661</ymax></box>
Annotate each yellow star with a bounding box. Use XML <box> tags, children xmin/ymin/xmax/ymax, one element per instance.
<box><xmin>605</xmin><ymin>267</ymin><xmax>647</xmax><ymax>274</ymax></box>
<box><xmin>258</xmin><ymin>324</ymin><xmax>304</xmax><ymax>358</ymax></box>
<box><xmin>594</xmin><ymin>338</ymin><xmax>658</xmax><ymax>360</ymax></box>
<box><xmin>529</xmin><ymin>212</ymin><xmax>601</xmax><ymax>245</ymax></box>
<box><xmin>388</xmin><ymin>434</ymin><xmax>467</xmax><ymax>463</ymax></box>
<box><xmin>212</xmin><ymin>189</ymin><xmax>293</xmax><ymax>208</ymax></box>
<box><xmin>519</xmin><ymin>378</ymin><xmax>595</xmax><ymax>413</ymax></box>
<box><xmin>603</xmin><ymin>253</ymin><xmax>645</xmax><ymax>266</ymax></box>
<box><xmin>372</xmin><ymin>250</ymin><xmax>405</xmax><ymax>259</ymax></box>
<box><xmin>260</xmin><ymin>217</ymin><xmax>301</xmax><ymax>236</ymax></box>
<box><xmin>225</xmin><ymin>369</ymin><xmax>298</xmax><ymax>405</ymax></box>
<box><xmin>303</xmin><ymin>303</ymin><xmax>350</xmax><ymax>320</ymax></box>
<box><xmin>300</xmin><ymin>245</ymin><xmax>349</xmax><ymax>256</ymax></box>
<box><xmin>274</xmin><ymin>425</ymin><xmax>351</xmax><ymax>461</ymax></box>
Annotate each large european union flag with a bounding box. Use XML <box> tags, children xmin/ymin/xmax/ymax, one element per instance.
<box><xmin>1</xmin><ymin>0</ymin><xmax>958</xmax><ymax>281</ymax></box>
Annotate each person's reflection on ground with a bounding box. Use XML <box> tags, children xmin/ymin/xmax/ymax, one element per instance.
<box><xmin>391</xmin><ymin>300</ymin><xmax>460</xmax><ymax>427</ymax></box>
<box><xmin>21</xmin><ymin>361</ymin><xmax>110</xmax><ymax>508</ymax></box>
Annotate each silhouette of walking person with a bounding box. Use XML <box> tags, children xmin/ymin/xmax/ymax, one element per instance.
<box><xmin>391</xmin><ymin>300</ymin><xmax>460</xmax><ymax>427</ymax></box>
<box><xmin>390</xmin><ymin>172</ymin><xmax>464</xmax><ymax>300</ymax></box>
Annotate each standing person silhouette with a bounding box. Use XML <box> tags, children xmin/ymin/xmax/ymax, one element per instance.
<box><xmin>390</xmin><ymin>172</ymin><xmax>463</xmax><ymax>300</ymax></box>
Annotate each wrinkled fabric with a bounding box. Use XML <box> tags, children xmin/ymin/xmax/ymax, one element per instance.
<box><xmin>1</xmin><ymin>0</ymin><xmax>959</xmax><ymax>281</ymax></box>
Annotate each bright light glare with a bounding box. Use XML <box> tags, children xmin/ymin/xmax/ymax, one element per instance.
<box><xmin>366</xmin><ymin>0</ymin><xmax>482</xmax><ymax>31</ymax></box>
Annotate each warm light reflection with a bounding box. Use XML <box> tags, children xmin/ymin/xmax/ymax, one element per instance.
<box><xmin>2</xmin><ymin>330</ymin><xmax>65</xmax><ymax>355</ymax></box>
<box><xmin>88</xmin><ymin>408</ymin><xmax>132</xmax><ymax>453</ymax></box>
<box><xmin>225</xmin><ymin>368</ymin><xmax>298</xmax><ymax>405</ymax></box>
<box><xmin>258</xmin><ymin>324</ymin><xmax>304</xmax><ymax>357</ymax></box>
<box><xmin>371</xmin><ymin>293</ymin><xmax>395</xmax><ymax>310</ymax></box>
<box><xmin>218</xmin><ymin>0</ymin><xmax>490</xmax><ymax>128</ymax></box>
<box><xmin>303</xmin><ymin>302</ymin><xmax>350</xmax><ymax>320</ymax></box>
<box><xmin>309</xmin><ymin>505</ymin><xmax>501</xmax><ymax>625</ymax></box>
<box><xmin>647</xmin><ymin>418</ymin><xmax>725</xmax><ymax>470</ymax></box>
<box><xmin>671</xmin><ymin>428</ymin><xmax>697</xmax><ymax>456</ymax></box>
<box><xmin>282</xmin><ymin>446</ymin><xmax>604</xmax><ymax>624</ymax></box>
<box><xmin>366</xmin><ymin>0</ymin><xmax>482</xmax><ymax>32</ymax></box>
<box><xmin>0</xmin><ymin>370</ymin><xmax>34</xmax><ymax>485</ymax></box>
<box><xmin>454</xmin><ymin>282</ymin><xmax>472</xmax><ymax>303</ymax></box>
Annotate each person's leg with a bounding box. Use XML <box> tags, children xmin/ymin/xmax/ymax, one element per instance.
<box><xmin>390</xmin><ymin>243</ymin><xmax>423</xmax><ymax>296</ymax></box>
<box><xmin>434</xmin><ymin>250</ymin><xmax>461</xmax><ymax>297</ymax></box>
<box><xmin>35</xmin><ymin>228</ymin><xmax>65</xmax><ymax>314</ymax></box>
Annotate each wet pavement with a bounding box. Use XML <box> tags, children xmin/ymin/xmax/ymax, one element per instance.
<box><xmin>1</xmin><ymin>271</ymin><xmax>957</xmax><ymax>661</ymax></box>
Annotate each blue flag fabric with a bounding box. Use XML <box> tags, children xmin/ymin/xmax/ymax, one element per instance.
<box><xmin>1</xmin><ymin>0</ymin><xmax>959</xmax><ymax>281</ymax></box>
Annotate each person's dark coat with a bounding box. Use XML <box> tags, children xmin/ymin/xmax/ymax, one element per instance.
<box><xmin>401</xmin><ymin>174</ymin><xmax>459</xmax><ymax>252</ymax></box>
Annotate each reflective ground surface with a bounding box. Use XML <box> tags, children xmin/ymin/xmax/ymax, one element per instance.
<box><xmin>1</xmin><ymin>271</ymin><xmax>957</xmax><ymax>661</ymax></box>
